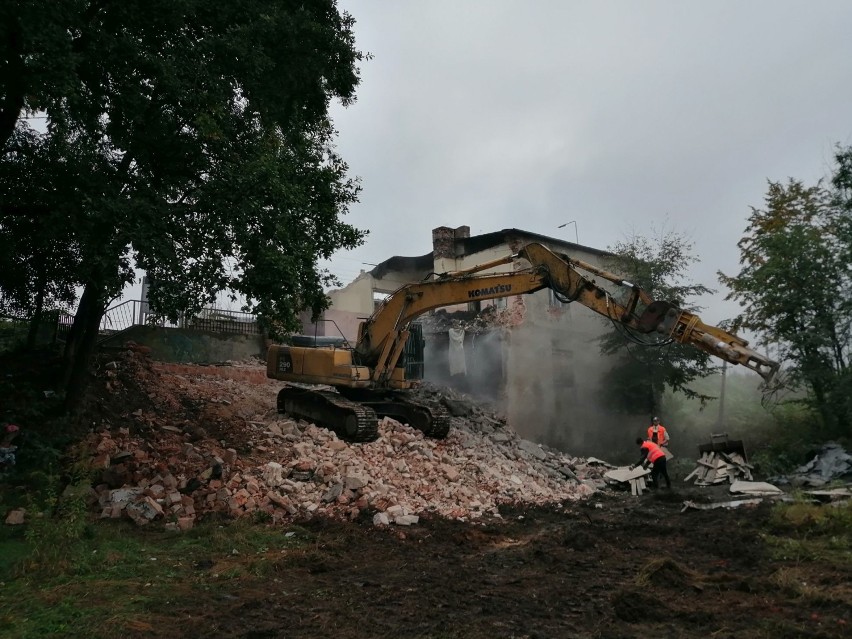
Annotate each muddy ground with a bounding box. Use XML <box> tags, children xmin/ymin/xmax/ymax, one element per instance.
<box><xmin>3</xmin><ymin>350</ymin><xmax>850</xmax><ymax>638</ymax></box>
<box><xmin>158</xmin><ymin>493</ymin><xmax>849</xmax><ymax>639</ymax></box>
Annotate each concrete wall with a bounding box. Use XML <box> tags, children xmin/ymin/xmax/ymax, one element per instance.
<box><xmin>327</xmin><ymin>274</ymin><xmax>375</xmax><ymax>316</ymax></box>
<box><xmin>100</xmin><ymin>325</ymin><xmax>266</xmax><ymax>364</ymax></box>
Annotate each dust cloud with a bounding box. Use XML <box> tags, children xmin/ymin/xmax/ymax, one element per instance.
<box><xmin>503</xmin><ymin>303</ymin><xmax>646</xmax><ymax>463</ymax></box>
<box><xmin>423</xmin><ymin>294</ymin><xmax>649</xmax><ymax>464</ymax></box>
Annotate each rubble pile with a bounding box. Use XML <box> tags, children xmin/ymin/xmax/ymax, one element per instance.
<box><xmin>787</xmin><ymin>442</ymin><xmax>852</xmax><ymax>488</ymax></box>
<box><xmin>81</xmin><ymin>352</ymin><xmax>607</xmax><ymax>530</ymax></box>
<box><xmin>683</xmin><ymin>450</ymin><xmax>754</xmax><ymax>486</ymax></box>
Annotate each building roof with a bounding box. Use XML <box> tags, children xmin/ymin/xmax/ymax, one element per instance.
<box><xmin>458</xmin><ymin>228</ymin><xmax>610</xmax><ymax>259</ymax></box>
<box><xmin>368</xmin><ymin>228</ymin><xmax>610</xmax><ymax>280</ymax></box>
<box><xmin>369</xmin><ymin>252</ymin><xmax>434</xmax><ymax>279</ymax></box>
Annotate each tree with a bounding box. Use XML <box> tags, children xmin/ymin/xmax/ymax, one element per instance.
<box><xmin>598</xmin><ymin>227</ymin><xmax>716</xmax><ymax>415</ymax></box>
<box><xmin>0</xmin><ymin>1</ymin><xmax>367</xmax><ymax>413</ymax></box>
<box><xmin>719</xmin><ymin>148</ymin><xmax>852</xmax><ymax>436</ymax></box>
<box><xmin>0</xmin><ymin>128</ymin><xmax>81</xmax><ymax>346</ymax></box>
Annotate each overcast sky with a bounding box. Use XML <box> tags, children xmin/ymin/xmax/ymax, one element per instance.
<box><xmin>323</xmin><ymin>0</ymin><xmax>852</xmax><ymax>325</ymax></box>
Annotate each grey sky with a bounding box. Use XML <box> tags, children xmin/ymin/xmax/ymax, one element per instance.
<box><xmin>324</xmin><ymin>0</ymin><xmax>852</xmax><ymax>325</ymax></box>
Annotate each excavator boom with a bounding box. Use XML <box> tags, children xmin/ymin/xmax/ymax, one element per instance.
<box><xmin>267</xmin><ymin>242</ymin><xmax>779</xmax><ymax>441</ymax></box>
<box><xmin>519</xmin><ymin>244</ymin><xmax>779</xmax><ymax>382</ymax></box>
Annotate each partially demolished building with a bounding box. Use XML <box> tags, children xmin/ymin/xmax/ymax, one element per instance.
<box><xmin>305</xmin><ymin>226</ymin><xmax>641</xmax><ymax>454</ymax></box>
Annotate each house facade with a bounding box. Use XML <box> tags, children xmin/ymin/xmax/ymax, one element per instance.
<box><xmin>304</xmin><ymin>226</ymin><xmax>642</xmax><ymax>455</ymax></box>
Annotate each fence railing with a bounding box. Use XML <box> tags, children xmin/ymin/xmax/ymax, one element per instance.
<box><xmin>55</xmin><ymin>300</ymin><xmax>261</xmax><ymax>340</ymax></box>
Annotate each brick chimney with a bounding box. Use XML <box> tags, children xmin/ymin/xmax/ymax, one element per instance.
<box><xmin>432</xmin><ymin>226</ymin><xmax>455</xmax><ymax>259</ymax></box>
<box><xmin>432</xmin><ymin>225</ymin><xmax>470</xmax><ymax>259</ymax></box>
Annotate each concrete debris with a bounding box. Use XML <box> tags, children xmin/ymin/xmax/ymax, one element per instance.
<box><xmin>82</xmin><ymin>359</ymin><xmax>613</xmax><ymax>530</ymax></box>
<box><xmin>5</xmin><ymin>508</ymin><xmax>26</xmax><ymax>525</ymax></box>
<box><xmin>518</xmin><ymin>440</ymin><xmax>547</xmax><ymax>460</ymax></box>
<box><xmin>729</xmin><ymin>480</ymin><xmax>783</xmax><ymax>496</ymax></box>
<box><xmin>680</xmin><ymin>498</ymin><xmax>763</xmax><ymax>513</ymax></box>
<box><xmin>803</xmin><ymin>486</ymin><xmax>852</xmax><ymax>503</ymax></box>
<box><xmin>603</xmin><ymin>466</ymin><xmax>652</xmax><ymax>496</ymax></box>
<box><xmin>585</xmin><ymin>457</ymin><xmax>616</xmax><ymax>468</ymax></box>
<box><xmin>373</xmin><ymin>512</ymin><xmax>390</xmax><ymax>526</ymax></box>
<box><xmin>683</xmin><ymin>451</ymin><xmax>753</xmax><ymax>485</ymax></box>
<box><xmin>788</xmin><ymin>442</ymin><xmax>852</xmax><ymax>487</ymax></box>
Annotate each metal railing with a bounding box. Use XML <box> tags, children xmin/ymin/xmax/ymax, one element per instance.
<box><xmin>56</xmin><ymin>300</ymin><xmax>261</xmax><ymax>340</ymax></box>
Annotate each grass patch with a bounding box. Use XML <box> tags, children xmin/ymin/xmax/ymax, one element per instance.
<box><xmin>769</xmin><ymin>499</ymin><xmax>852</xmax><ymax>534</ymax></box>
<box><xmin>0</xmin><ymin>515</ymin><xmax>310</xmax><ymax>639</ymax></box>
<box><xmin>767</xmin><ymin>566</ymin><xmax>852</xmax><ymax>608</ymax></box>
<box><xmin>763</xmin><ymin>500</ymin><xmax>852</xmax><ymax>565</ymax></box>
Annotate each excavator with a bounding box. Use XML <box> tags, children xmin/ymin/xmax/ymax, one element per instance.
<box><xmin>267</xmin><ymin>242</ymin><xmax>779</xmax><ymax>442</ymax></box>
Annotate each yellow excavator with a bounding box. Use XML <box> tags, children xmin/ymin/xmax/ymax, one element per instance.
<box><xmin>267</xmin><ymin>242</ymin><xmax>778</xmax><ymax>442</ymax></box>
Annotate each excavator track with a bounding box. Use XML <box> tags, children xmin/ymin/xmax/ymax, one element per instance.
<box><xmin>277</xmin><ymin>386</ymin><xmax>379</xmax><ymax>443</ymax></box>
<box><xmin>395</xmin><ymin>395</ymin><xmax>450</xmax><ymax>439</ymax></box>
<box><xmin>337</xmin><ymin>390</ymin><xmax>452</xmax><ymax>439</ymax></box>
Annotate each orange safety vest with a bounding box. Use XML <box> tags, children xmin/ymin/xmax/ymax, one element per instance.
<box><xmin>647</xmin><ymin>425</ymin><xmax>668</xmax><ymax>446</ymax></box>
<box><xmin>641</xmin><ymin>440</ymin><xmax>665</xmax><ymax>464</ymax></box>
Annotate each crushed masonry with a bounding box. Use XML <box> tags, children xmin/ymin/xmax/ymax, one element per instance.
<box><xmin>77</xmin><ymin>351</ymin><xmax>616</xmax><ymax>530</ymax></box>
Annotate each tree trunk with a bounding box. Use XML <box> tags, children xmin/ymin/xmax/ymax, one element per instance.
<box><xmin>26</xmin><ymin>267</ymin><xmax>46</xmax><ymax>349</ymax></box>
<box><xmin>62</xmin><ymin>281</ymin><xmax>106</xmax><ymax>416</ymax></box>
<box><xmin>62</xmin><ymin>283</ymin><xmax>96</xmax><ymax>385</ymax></box>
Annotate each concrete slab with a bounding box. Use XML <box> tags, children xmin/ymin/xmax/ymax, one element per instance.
<box><xmin>729</xmin><ymin>480</ymin><xmax>783</xmax><ymax>495</ymax></box>
<box><xmin>604</xmin><ymin>466</ymin><xmax>651</xmax><ymax>483</ymax></box>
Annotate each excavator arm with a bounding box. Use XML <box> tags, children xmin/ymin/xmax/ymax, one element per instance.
<box><xmin>356</xmin><ymin>242</ymin><xmax>779</xmax><ymax>383</ymax></box>
<box><xmin>268</xmin><ymin>241</ymin><xmax>777</xmax><ymax>442</ymax></box>
<box><xmin>520</xmin><ymin>244</ymin><xmax>779</xmax><ymax>381</ymax></box>
<box><xmin>354</xmin><ymin>265</ymin><xmax>546</xmax><ymax>384</ymax></box>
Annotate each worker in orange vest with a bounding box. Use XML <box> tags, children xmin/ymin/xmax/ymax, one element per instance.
<box><xmin>647</xmin><ymin>416</ymin><xmax>670</xmax><ymax>448</ymax></box>
<box><xmin>631</xmin><ymin>437</ymin><xmax>671</xmax><ymax>489</ymax></box>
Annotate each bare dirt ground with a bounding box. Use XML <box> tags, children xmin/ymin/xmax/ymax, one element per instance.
<box><xmin>4</xmin><ymin>349</ymin><xmax>851</xmax><ymax>638</ymax></box>
<box><xmin>165</xmin><ymin>496</ymin><xmax>850</xmax><ymax>639</ymax></box>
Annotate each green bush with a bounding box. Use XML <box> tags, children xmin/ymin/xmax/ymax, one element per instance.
<box><xmin>0</xmin><ymin>319</ymin><xmax>28</xmax><ymax>352</ymax></box>
<box><xmin>19</xmin><ymin>479</ymin><xmax>92</xmax><ymax>576</ymax></box>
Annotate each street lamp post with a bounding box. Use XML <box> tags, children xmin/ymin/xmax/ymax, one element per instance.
<box><xmin>557</xmin><ymin>220</ymin><xmax>579</xmax><ymax>244</ymax></box>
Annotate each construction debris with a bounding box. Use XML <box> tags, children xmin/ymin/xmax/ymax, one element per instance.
<box><xmin>729</xmin><ymin>480</ymin><xmax>783</xmax><ymax>496</ymax></box>
<box><xmin>4</xmin><ymin>508</ymin><xmax>25</xmax><ymax>525</ymax></box>
<box><xmin>604</xmin><ymin>466</ymin><xmax>652</xmax><ymax>496</ymax></box>
<box><xmin>683</xmin><ymin>450</ymin><xmax>754</xmax><ymax>485</ymax></box>
<box><xmin>78</xmin><ymin>352</ymin><xmax>618</xmax><ymax>530</ymax></box>
<box><xmin>680</xmin><ymin>498</ymin><xmax>763</xmax><ymax>513</ymax></box>
<box><xmin>803</xmin><ymin>486</ymin><xmax>852</xmax><ymax>503</ymax></box>
<box><xmin>787</xmin><ymin>442</ymin><xmax>852</xmax><ymax>487</ymax></box>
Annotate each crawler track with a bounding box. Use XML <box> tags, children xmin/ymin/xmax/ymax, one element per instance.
<box><xmin>277</xmin><ymin>386</ymin><xmax>378</xmax><ymax>442</ymax></box>
<box><xmin>338</xmin><ymin>390</ymin><xmax>452</xmax><ymax>439</ymax></box>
